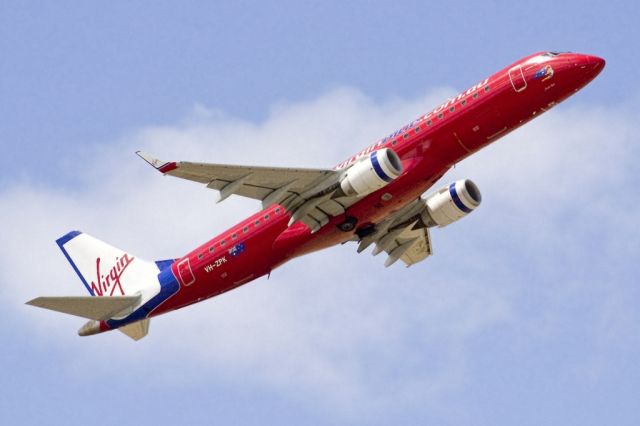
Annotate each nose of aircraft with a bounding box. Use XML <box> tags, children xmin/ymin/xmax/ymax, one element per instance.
<box><xmin>563</xmin><ymin>53</ymin><xmax>605</xmax><ymax>83</ymax></box>
<box><xmin>574</xmin><ymin>53</ymin><xmax>605</xmax><ymax>76</ymax></box>
<box><xmin>580</xmin><ymin>54</ymin><xmax>606</xmax><ymax>70</ymax></box>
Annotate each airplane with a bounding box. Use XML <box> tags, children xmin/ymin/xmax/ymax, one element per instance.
<box><xmin>27</xmin><ymin>51</ymin><xmax>605</xmax><ymax>340</ymax></box>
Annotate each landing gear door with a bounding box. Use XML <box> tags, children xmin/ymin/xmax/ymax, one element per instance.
<box><xmin>508</xmin><ymin>65</ymin><xmax>527</xmax><ymax>92</ymax></box>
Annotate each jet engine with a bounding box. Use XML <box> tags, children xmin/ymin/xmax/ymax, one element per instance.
<box><xmin>338</xmin><ymin>148</ymin><xmax>403</xmax><ymax>197</ymax></box>
<box><xmin>421</xmin><ymin>179</ymin><xmax>482</xmax><ymax>227</ymax></box>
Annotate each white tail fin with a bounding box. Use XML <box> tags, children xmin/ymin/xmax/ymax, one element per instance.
<box><xmin>56</xmin><ymin>231</ymin><xmax>161</xmax><ymax>300</ymax></box>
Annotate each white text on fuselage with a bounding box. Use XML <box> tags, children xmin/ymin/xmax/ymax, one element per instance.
<box><xmin>335</xmin><ymin>78</ymin><xmax>489</xmax><ymax>170</ymax></box>
<box><xmin>204</xmin><ymin>256</ymin><xmax>227</xmax><ymax>273</ymax></box>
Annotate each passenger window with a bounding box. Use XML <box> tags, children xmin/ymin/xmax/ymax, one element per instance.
<box><xmin>197</xmin><ymin>253</ymin><xmax>203</xmax><ymax>260</ymax></box>
<box><xmin>414</xmin><ymin>126</ymin><xmax>420</xmax><ymax>132</ymax></box>
<box><xmin>484</xmin><ymin>86</ymin><xmax>490</xmax><ymax>92</ymax></box>
<box><xmin>232</xmin><ymin>233</ymin><xmax>237</xmax><ymax>240</ymax></box>
<box><xmin>437</xmin><ymin>113</ymin><xmax>444</xmax><ymax>119</ymax></box>
<box><xmin>403</xmin><ymin>134</ymin><xmax>409</xmax><ymax>139</ymax></box>
<box><xmin>220</xmin><ymin>240</ymin><xmax>226</xmax><ymax>246</ymax></box>
<box><xmin>255</xmin><ymin>220</ymin><xmax>260</xmax><ymax>226</ymax></box>
<box><xmin>473</xmin><ymin>92</ymin><xmax>479</xmax><ymax>99</ymax></box>
<box><xmin>275</xmin><ymin>207</ymin><xmax>281</xmax><ymax>214</ymax></box>
<box><xmin>461</xmin><ymin>99</ymin><xmax>467</xmax><ymax>106</ymax></box>
<box><xmin>449</xmin><ymin>106</ymin><xmax>455</xmax><ymax>112</ymax></box>
<box><xmin>243</xmin><ymin>226</ymin><xmax>249</xmax><ymax>233</ymax></box>
<box><xmin>209</xmin><ymin>246</ymin><xmax>215</xmax><ymax>253</ymax></box>
<box><xmin>426</xmin><ymin>120</ymin><xmax>432</xmax><ymax>125</ymax></box>
<box><xmin>264</xmin><ymin>214</ymin><xmax>270</xmax><ymax>220</ymax></box>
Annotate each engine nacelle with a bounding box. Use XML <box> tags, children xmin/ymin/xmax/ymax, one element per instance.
<box><xmin>422</xmin><ymin>179</ymin><xmax>482</xmax><ymax>227</ymax></box>
<box><xmin>339</xmin><ymin>148</ymin><xmax>403</xmax><ymax>197</ymax></box>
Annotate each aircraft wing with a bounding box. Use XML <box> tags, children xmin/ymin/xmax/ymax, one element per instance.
<box><xmin>379</xmin><ymin>226</ymin><xmax>433</xmax><ymax>267</ymax></box>
<box><xmin>357</xmin><ymin>198</ymin><xmax>433</xmax><ymax>267</ymax></box>
<box><xmin>137</xmin><ymin>151</ymin><xmax>357</xmax><ymax>232</ymax></box>
<box><xmin>136</xmin><ymin>151</ymin><xmax>337</xmax><ymax>202</ymax></box>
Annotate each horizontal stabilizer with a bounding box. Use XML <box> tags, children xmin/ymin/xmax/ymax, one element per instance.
<box><xmin>26</xmin><ymin>295</ymin><xmax>141</xmax><ymax>321</ymax></box>
<box><xmin>118</xmin><ymin>319</ymin><xmax>150</xmax><ymax>341</ymax></box>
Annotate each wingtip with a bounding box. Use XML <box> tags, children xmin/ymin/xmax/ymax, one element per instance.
<box><xmin>136</xmin><ymin>151</ymin><xmax>178</xmax><ymax>174</ymax></box>
<box><xmin>135</xmin><ymin>150</ymin><xmax>160</xmax><ymax>167</ymax></box>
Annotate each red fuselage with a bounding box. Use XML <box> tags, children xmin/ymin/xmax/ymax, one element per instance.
<box><xmin>152</xmin><ymin>52</ymin><xmax>604</xmax><ymax>316</ymax></box>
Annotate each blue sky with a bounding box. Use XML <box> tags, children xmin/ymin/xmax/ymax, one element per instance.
<box><xmin>2</xmin><ymin>1</ymin><xmax>639</xmax><ymax>425</ymax></box>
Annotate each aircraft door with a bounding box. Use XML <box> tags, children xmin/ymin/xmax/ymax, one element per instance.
<box><xmin>177</xmin><ymin>258</ymin><xmax>196</xmax><ymax>286</ymax></box>
<box><xmin>508</xmin><ymin>65</ymin><xmax>527</xmax><ymax>92</ymax></box>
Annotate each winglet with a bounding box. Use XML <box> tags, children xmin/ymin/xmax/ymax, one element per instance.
<box><xmin>136</xmin><ymin>151</ymin><xmax>178</xmax><ymax>174</ymax></box>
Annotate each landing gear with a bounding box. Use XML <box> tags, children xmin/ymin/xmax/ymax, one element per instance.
<box><xmin>355</xmin><ymin>223</ymin><xmax>376</xmax><ymax>239</ymax></box>
<box><xmin>337</xmin><ymin>216</ymin><xmax>358</xmax><ymax>232</ymax></box>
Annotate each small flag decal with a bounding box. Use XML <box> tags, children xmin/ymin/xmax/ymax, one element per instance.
<box><xmin>229</xmin><ymin>243</ymin><xmax>246</xmax><ymax>257</ymax></box>
<box><xmin>533</xmin><ymin>65</ymin><xmax>554</xmax><ymax>81</ymax></box>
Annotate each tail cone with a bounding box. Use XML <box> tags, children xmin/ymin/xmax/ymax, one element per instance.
<box><xmin>78</xmin><ymin>320</ymin><xmax>102</xmax><ymax>336</ymax></box>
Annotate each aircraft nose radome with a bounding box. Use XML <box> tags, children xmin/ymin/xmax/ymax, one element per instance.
<box><xmin>584</xmin><ymin>54</ymin><xmax>605</xmax><ymax>81</ymax></box>
<box><xmin>582</xmin><ymin>54</ymin><xmax>606</xmax><ymax>69</ymax></box>
<box><xmin>568</xmin><ymin>53</ymin><xmax>605</xmax><ymax>81</ymax></box>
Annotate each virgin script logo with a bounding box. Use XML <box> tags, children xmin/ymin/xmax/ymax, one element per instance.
<box><xmin>90</xmin><ymin>254</ymin><xmax>135</xmax><ymax>296</ymax></box>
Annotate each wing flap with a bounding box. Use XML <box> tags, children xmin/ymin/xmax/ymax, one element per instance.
<box><xmin>357</xmin><ymin>197</ymin><xmax>433</xmax><ymax>267</ymax></box>
<box><xmin>380</xmin><ymin>226</ymin><xmax>432</xmax><ymax>267</ymax></box>
<box><xmin>399</xmin><ymin>228</ymin><xmax>433</xmax><ymax>266</ymax></box>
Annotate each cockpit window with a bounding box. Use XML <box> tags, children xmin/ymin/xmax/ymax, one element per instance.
<box><xmin>543</xmin><ymin>51</ymin><xmax>569</xmax><ymax>57</ymax></box>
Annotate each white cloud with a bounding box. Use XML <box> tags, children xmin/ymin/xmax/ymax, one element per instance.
<box><xmin>2</xmin><ymin>87</ymin><xmax>638</xmax><ymax>419</ymax></box>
